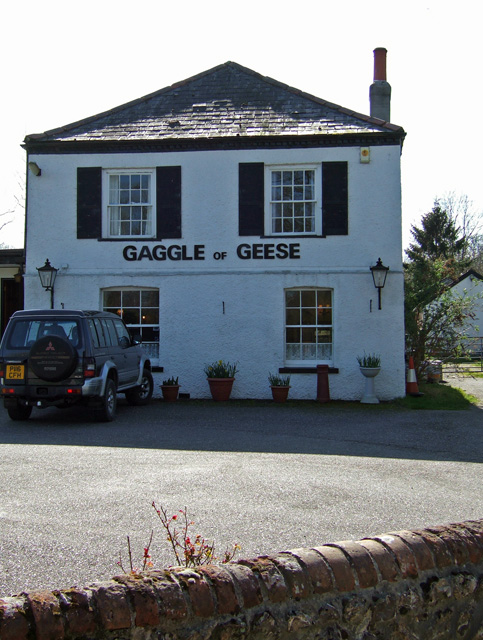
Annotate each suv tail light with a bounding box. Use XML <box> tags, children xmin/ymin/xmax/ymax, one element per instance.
<box><xmin>83</xmin><ymin>356</ymin><xmax>96</xmax><ymax>378</ymax></box>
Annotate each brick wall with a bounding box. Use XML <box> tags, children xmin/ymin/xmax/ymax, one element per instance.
<box><xmin>1</xmin><ymin>519</ymin><xmax>482</xmax><ymax>639</ymax></box>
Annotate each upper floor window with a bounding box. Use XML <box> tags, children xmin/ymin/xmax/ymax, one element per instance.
<box><xmin>105</xmin><ymin>170</ymin><xmax>154</xmax><ymax>238</ymax></box>
<box><xmin>77</xmin><ymin>166</ymin><xmax>181</xmax><ymax>240</ymax></box>
<box><xmin>269</xmin><ymin>167</ymin><xmax>318</xmax><ymax>234</ymax></box>
<box><xmin>240</xmin><ymin>162</ymin><xmax>347</xmax><ymax>238</ymax></box>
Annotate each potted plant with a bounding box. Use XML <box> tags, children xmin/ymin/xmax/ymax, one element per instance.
<box><xmin>204</xmin><ymin>360</ymin><xmax>238</xmax><ymax>401</ymax></box>
<box><xmin>160</xmin><ymin>376</ymin><xmax>180</xmax><ymax>402</ymax></box>
<box><xmin>268</xmin><ymin>372</ymin><xmax>291</xmax><ymax>403</ymax></box>
<box><xmin>356</xmin><ymin>353</ymin><xmax>381</xmax><ymax>404</ymax></box>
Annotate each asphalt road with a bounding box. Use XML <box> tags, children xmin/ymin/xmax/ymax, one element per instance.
<box><xmin>0</xmin><ymin>391</ymin><xmax>482</xmax><ymax>597</ymax></box>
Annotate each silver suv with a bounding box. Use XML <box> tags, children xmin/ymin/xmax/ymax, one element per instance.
<box><xmin>0</xmin><ymin>309</ymin><xmax>153</xmax><ymax>421</ymax></box>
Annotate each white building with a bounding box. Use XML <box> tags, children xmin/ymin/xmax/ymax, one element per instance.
<box><xmin>450</xmin><ymin>269</ymin><xmax>483</xmax><ymax>346</ymax></box>
<box><xmin>22</xmin><ymin>53</ymin><xmax>407</xmax><ymax>400</ymax></box>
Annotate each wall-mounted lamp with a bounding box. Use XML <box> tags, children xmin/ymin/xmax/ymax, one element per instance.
<box><xmin>370</xmin><ymin>258</ymin><xmax>389</xmax><ymax>310</ymax></box>
<box><xmin>28</xmin><ymin>162</ymin><xmax>41</xmax><ymax>176</ymax></box>
<box><xmin>14</xmin><ymin>265</ymin><xmax>24</xmax><ymax>284</ymax></box>
<box><xmin>37</xmin><ymin>259</ymin><xmax>58</xmax><ymax>309</ymax></box>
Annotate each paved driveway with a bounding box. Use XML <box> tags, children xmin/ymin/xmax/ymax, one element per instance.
<box><xmin>0</xmin><ymin>394</ymin><xmax>482</xmax><ymax>597</ymax></box>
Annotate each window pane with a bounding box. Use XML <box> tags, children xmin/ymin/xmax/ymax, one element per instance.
<box><xmin>318</xmin><ymin>308</ymin><xmax>332</xmax><ymax>324</ymax></box>
<box><xmin>272</xmin><ymin>171</ymin><xmax>281</xmax><ymax>185</ymax></box>
<box><xmin>318</xmin><ymin>328</ymin><xmax>332</xmax><ymax>343</ymax></box>
<box><xmin>286</xmin><ymin>309</ymin><xmax>300</xmax><ymax>325</ymax></box>
<box><xmin>141</xmin><ymin>326</ymin><xmax>159</xmax><ymax>341</ymax></box>
<box><xmin>122</xmin><ymin>291</ymin><xmax>140</xmax><ymax>307</ymax></box>
<box><xmin>286</xmin><ymin>327</ymin><xmax>300</xmax><ymax>343</ymax></box>
<box><xmin>104</xmin><ymin>291</ymin><xmax>121</xmax><ymax>307</ymax></box>
<box><xmin>282</xmin><ymin>171</ymin><xmax>292</xmax><ymax>185</ymax></box>
<box><xmin>317</xmin><ymin>290</ymin><xmax>332</xmax><ymax>306</ymax></box>
<box><xmin>301</xmin><ymin>308</ymin><xmax>316</xmax><ymax>325</ymax></box>
<box><xmin>286</xmin><ymin>291</ymin><xmax>300</xmax><ymax>307</ymax></box>
<box><xmin>141</xmin><ymin>309</ymin><xmax>159</xmax><ymax>324</ymax></box>
<box><xmin>301</xmin><ymin>290</ymin><xmax>316</xmax><ymax>307</ymax></box>
<box><xmin>142</xmin><ymin>290</ymin><xmax>159</xmax><ymax>306</ymax></box>
<box><xmin>123</xmin><ymin>308</ymin><xmax>140</xmax><ymax>324</ymax></box>
<box><xmin>286</xmin><ymin>344</ymin><xmax>300</xmax><ymax>360</ymax></box>
<box><xmin>302</xmin><ymin>327</ymin><xmax>316</xmax><ymax>343</ymax></box>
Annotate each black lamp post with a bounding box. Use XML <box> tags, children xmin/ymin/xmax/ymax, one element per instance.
<box><xmin>370</xmin><ymin>258</ymin><xmax>389</xmax><ymax>310</ymax></box>
<box><xmin>37</xmin><ymin>259</ymin><xmax>58</xmax><ymax>309</ymax></box>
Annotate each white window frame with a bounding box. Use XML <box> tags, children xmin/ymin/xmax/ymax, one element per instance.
<box><xmin>284</xmin><ymin>288</ymin><xmax>333</xmax><ymax>365</ymax></box>
<box><xmin>103</xmin><ymin>169</ymin><xmax>155</xmax><ymax>239</ymax></box>
<box><xmin>102</xmin><ymin>287</ymin><xmax>160</xmax><ymax>364</ymax></box>
<box><xmin>265</xmin><ymin>164</ymin><xmax>321</xmax><ymax>236</ymax></box>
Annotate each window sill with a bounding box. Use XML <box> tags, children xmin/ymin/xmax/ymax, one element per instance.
<box><xmin>97</xmin><ymin>237</ymin><xmax>158</xmax><ymax>242</ymax></box>
<box><xmin>279</xmin><ymin>366</ymin><xmax>339</xmax><ymax>374</ymax></box>
<box><xmin>260</xmin><ymin>234</ymin><xmax>326</xmax><ymax>239</ymax></box>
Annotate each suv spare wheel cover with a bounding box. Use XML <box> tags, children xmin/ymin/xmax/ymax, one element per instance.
<box><xmin>29</xmin><ymin>335</ymin><xmax>78</xmax><ymax>382</ymax></box>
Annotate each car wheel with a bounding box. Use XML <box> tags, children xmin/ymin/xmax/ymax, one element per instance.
<box><xmin>125</xmin><ymin>369</ymin><xmax>154</xmax><ymax>406</ymax></box>
<box><xmin>98</xmin><ymin>378</ymin><xmax>117</xmax><ymax>422</ymax></box>
<box><xmin>7</xmin><ymin>404</ymin><xmax>33</xmax><ymax>421</ymax></box>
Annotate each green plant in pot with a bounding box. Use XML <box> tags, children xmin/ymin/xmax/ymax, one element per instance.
<box><xmin>356</xmin><ymin>353</ymin><xmax>381</xmax><ymax>404</ymax></box>
<box><xmin>268</xmin><ymin>372</ymin><xmax>291</xmax><ymax>403</ymax></box>
<box><xmin>160</xmin><ymin>376</ymin><xmax>180</xmax><ymax>402</ymax></box>
<box><xmin>204</xmin><ymin>360</ymin><xmax>238</xmax><ymax>401</ymax></box>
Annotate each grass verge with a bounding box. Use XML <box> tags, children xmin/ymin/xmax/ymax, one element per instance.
<box><xmin>394</xmin><ymin>383</ymin><xmax>478</xmax><ymax>410</ymax></box>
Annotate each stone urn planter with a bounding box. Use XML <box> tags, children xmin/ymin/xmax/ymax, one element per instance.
<box><xmin>357</xmin><ymin>354</ymin><xmax>381</xmax><ymax>404</ymax></box>
<box><xmin>359</xmin><ymin>367</ymin><xmax>381</xmax><ymax>404</ymax></box>
<box><xmin>207</xmin><ymin>378</ymin><xmax>235</xmax><ymax>402</ymax></box>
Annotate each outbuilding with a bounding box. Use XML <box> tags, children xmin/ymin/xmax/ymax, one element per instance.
<box><xmin>22</xmin><ymin>51</ymin><xmax>406</xmax><ymax>400</ymax></box>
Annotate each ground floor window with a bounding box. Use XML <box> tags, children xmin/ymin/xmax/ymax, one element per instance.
<box><xmin>102</xmin><ymin>288</ymin><xmax>159</xmax><ymax>362</ymax></box>
<box><xmin>285</xmin><ymin>289</ymin><xmax>332</xmax><ymax>362</ymax></box>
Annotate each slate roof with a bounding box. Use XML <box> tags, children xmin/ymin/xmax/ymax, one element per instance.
<box><xmin>24</xmin><ymin>61</ymin><xmax>405</xmax><ymax>152</ymax></box>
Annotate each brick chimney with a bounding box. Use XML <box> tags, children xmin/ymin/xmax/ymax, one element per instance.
<box><xmin>369</xmin><ymin>47</ymin><xmax>391</xmax><ymax>122</ymax></box>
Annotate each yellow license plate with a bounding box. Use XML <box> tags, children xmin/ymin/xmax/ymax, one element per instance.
<box><xmin>6</xmin><ymin>364</ymin><xmax>24</xmax><ymax>380</ymax></box>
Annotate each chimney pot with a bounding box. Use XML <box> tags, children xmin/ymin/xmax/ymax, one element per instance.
<box><xmin>373</xmin><ymin>47</ymin><xmax>387</xmax><ymax>82</ymax></box>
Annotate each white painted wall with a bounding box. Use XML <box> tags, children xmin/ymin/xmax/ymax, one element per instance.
<box><xmin>24</xmin><ymin>144</ymin><xmax>405</xmax><ymax>400</ymax></box>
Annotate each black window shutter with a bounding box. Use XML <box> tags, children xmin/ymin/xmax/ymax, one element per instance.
<box><xmin>156</xmin><ymin>166</ymin><xmax>181</xmax><ymax>239</ymax></box>
<box><xmin>239</xmin><ymin>163</ymin><xmax>264</xmax><ymax>236</ymax></box>
<box><xmin>322</xmin><ymin>162</ymin><xmax>348</xmax><ymax>236</ymax></box>
<box><xmin>77</xmin><ymin>167</ymin><xmax>102</xmax><ymax>239</ymax></box>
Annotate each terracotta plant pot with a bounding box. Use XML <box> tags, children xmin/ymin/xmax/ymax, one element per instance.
<box><xmin>161</xmin><ymin>385</ymin><xmax>180</xmax><ymax>402</ymax></box>
<box><xmin>270</xmin><ymin>385</ymin><xmax>290</xmax><ymax>403</ymax></box>
<box><xmin>207</xmin><ymin>378</ymin><xmax>234</xmax><ymax>401</ymax></box>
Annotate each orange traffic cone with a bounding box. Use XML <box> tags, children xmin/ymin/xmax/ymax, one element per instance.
<box><xmin>406</xmin><ymin>356</ymin><xmax>420</xmax><ymax>396</ymax></box>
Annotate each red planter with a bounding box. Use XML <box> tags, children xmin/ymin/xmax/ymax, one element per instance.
<box><xmin>161</xmin><ymin>385</ymin><xmax>180</xmax><ymax>402</ymax></box>
<box><xmin>270</xmin><ymin>385</ymin><xmax>290</xmax><ymax>403</ymax></box>
<box><xmin>207</xmin><ymin>378</ymin><xmax>234</xmax><ymax>401</ymax></box>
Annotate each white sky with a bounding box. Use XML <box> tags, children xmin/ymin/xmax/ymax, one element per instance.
<box><xmin>1</xmin><ymin>0</ymin><xmax>481</xmax><ymax>251</ymax></box>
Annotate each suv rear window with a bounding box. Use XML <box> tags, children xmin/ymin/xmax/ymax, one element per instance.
<box><xmin>6</xmin><ymin>319</ymin><xmax>83</xmax><ymax>350</ymax></box>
